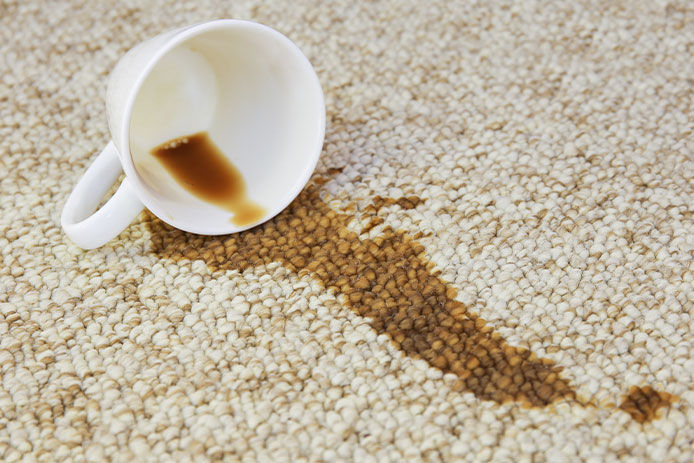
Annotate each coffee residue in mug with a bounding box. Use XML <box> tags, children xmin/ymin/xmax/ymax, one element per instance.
<box><xmin>151</xmin><ymin>132</ymin><xmax>266</xmax><ymax>226</ymax></box>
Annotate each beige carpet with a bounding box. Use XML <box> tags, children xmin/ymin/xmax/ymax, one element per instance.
<box><xmin>1</xmin><ymin>0</ymin><xmax>693</xmax><ymax>461</ymax></box>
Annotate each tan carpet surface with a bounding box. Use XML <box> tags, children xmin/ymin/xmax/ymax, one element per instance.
<box><xmin>1</xmin><ymin>0</ymin><xmax>693</xmax><ymax>461</ymax></box>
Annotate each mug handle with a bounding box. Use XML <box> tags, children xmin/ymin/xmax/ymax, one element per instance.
<box><xmin>61</xmin><ymin>141</ymin><xmax>144</xmax><ymax>249</ymax></box>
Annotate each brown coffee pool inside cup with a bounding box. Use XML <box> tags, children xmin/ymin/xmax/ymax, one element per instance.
<box><xmin>151</xmin><ymin>131</ymin><xmax>266</xmax><ymax>226</ymax></box>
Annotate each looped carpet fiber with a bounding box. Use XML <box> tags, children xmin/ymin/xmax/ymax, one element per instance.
<box><xmin>1</xmin><ymin>1</ymin><xmax>693</xmax><ymax>461</ymax></box>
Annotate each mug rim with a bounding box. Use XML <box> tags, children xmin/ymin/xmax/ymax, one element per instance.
<box><xmin>117</xmin><ymin>19</ymin><xmax>326</xmax><ymax>235</ymax></box>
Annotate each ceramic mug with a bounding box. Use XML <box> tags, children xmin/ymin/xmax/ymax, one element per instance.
<box><xmin>61</xmin><ymin>19</ymin><xmax>325</xmax><ymax>249</ymax></box>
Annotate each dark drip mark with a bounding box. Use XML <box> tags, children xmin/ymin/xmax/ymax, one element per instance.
<box><xmin>361</xmin><ymin>217</ymin><xmax>385</xmax><ymax>234</ymax></box>
<box><xmin>146</xmin><ymin>182</ymin><xmax>577</xmax><ymax>406</ymax></box>
<box><xmin>367</xmin><ymin>196</ymin><xmax>424</xmax><ymax>214</ymax></box>
<box><xmin>618</xmin><ymin>386</ymin><xmax>677</xmax><ymax>423</ymax></box>
<box><xmin>326</xmin><ymin>166</ymin><xmax>345</xmax><ymax>175</ymax></box>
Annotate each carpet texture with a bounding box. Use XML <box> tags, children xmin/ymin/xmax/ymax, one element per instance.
<box><xmin>1</xmin><ymin>0</ymin><xmax>693</xmax><ymax>461</ymax></box>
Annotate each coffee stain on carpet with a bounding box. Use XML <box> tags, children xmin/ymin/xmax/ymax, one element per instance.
<box><xmin>145</xmin><ymin>178</ymin><xmax>578</xmax><ymax>407</ymax></box>
<box><xmin>618</xmin><ymin>386</ymin><xmax>678</xmax><ymax>423</ymax></box>
<box><xmin>367</xmin><ymin>195</ymin><xmax>424</xmax><ymax>213</ymax></box>
<box><xmin>326</xmin><ymin>166</ymin><xmax>345</xmax><ymax>175</ymax></box>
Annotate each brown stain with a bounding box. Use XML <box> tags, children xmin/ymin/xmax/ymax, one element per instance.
<box><xmin>151</xmin><ymin>132</ymin><xmax>266</xmax><ymax>226</ymax></box>
<box><xmin>618</xmin><ymin>386</ymin><xmax>678</xmax><ymax>423</ymax></box>
<box><xmin>326</xmin><ymin>166</ymin><xmax>345</xmax><ymax>175</ymax></box>
<box><xmin>361</xmin><ymin>217</ymin><xmax>385</xmax><ymax>234</ymax></box>
<box><xmin>366</xmin><ymin>195</ymin><xmax>424</xmax><ymax>214</ymax></box>
<box><xmin>145</xmin><ymin>182</ymin><xmax>577</xmax><ymax>407</ymax></box>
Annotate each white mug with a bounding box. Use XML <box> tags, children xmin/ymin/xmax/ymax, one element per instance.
<box><xmin>61</xmin><ymin>19</ymin><xmax>325</xmax><ymax>249</ymax></box>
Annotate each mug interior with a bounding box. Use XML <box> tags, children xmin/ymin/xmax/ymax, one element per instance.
<box><xmin>128</xmin><ymin>22</ymin><xmax>324</xmax><ymax>234</ymax></box>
